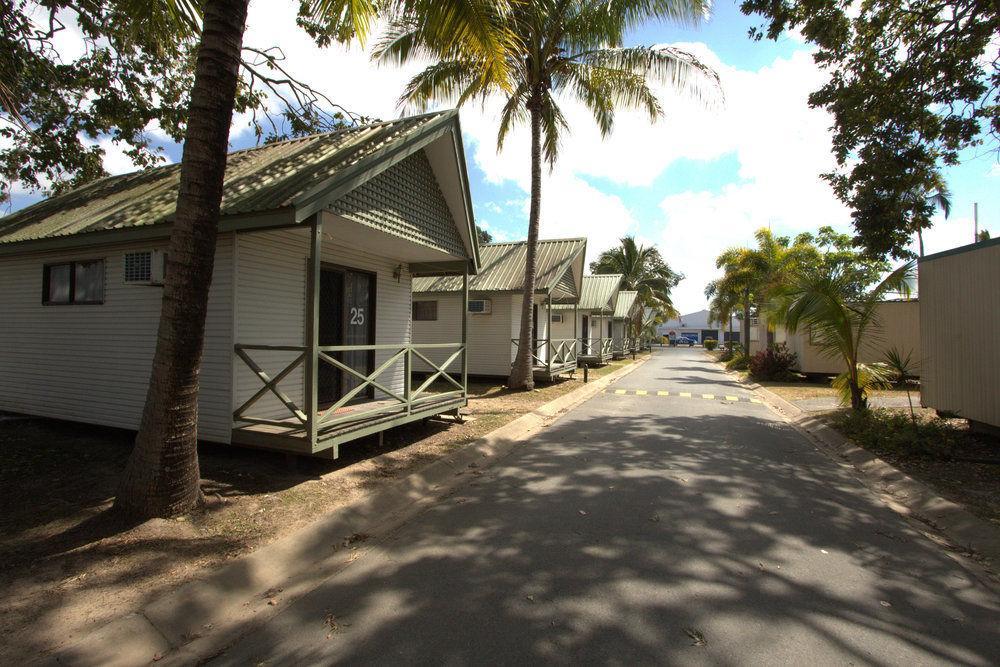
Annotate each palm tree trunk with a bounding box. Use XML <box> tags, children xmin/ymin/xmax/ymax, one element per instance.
<box><xmin>917</xmin><ymin>228</ymin><xmax>924</xmax><ymax>257</ymax></box>
<box><xmin>508</xmin><ymin>98</ymin><xmax>542</xmax><ymax>390</ymax></box>
<box><xmin>741</xmin><ymin>291</ymin><xmax>751</xmax><ymax>351</ymax></box>
<box><xmin>115</xmin><ymin>0</ymin><xmax>249</xmax><ymax>520</ymax></box>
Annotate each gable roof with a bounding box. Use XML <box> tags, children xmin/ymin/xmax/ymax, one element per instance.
<box><xmin>560</xmin><ymin>273</ymin><xmax>622</xmax><ymax>312</ymax></box>
<box><xmin>613</xmin><ymin>290</ymin><xmax>640</xmax><ymax>319</ymax></box>
<box><xmin>0</xmin><ymin>110</ymin><xmax>479</xmax><ymax>268</ymax></box>
<box><xmin>413</xmin><ymin>237</ymin><xmax>586</xmax><ymax>301</ymax></box>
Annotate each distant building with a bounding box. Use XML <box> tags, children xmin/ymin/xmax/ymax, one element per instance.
<box><xmin>656</xmin><ymin>309</ymin><xmax>740</xmax><ymax>343</ymax></box>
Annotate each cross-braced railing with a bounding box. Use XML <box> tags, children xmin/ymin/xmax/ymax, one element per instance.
<box><xmin>233</xmin><ymin>342</ymin><xmax>467</xmax><ymax>436</ymax></box>
<box><xmin>511</xmin><ymin>337</ymin><xmax>578</xmax><ymax>373</ymax></box>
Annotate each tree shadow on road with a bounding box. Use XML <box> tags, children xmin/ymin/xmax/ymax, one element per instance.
<box><xmin>187</xmin><ymin>410</ymin><xmax>1000</xmax><ymax>665</ymax></box>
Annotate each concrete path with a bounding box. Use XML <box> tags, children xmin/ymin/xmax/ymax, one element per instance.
<box><xmin>210</xmin><ymin>347</ymin><xmax>999</xmax><ymax>666</ymax></box>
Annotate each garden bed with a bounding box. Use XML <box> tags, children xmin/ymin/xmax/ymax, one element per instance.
<box><xmin>823</xmin><ymin>407</ymin><xmax>1000</xmax><ymax>531</ymax></box>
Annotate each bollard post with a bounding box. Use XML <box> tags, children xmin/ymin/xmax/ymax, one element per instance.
<box><xmin>583</xmin><ymin>363</ymin><xmax>589</xmax><ymax>383</ymax></box>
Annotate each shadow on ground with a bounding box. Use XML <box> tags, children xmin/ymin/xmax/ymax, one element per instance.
<box><xmin>184</xmin><ymin>408</ymin><xmax>1000</xmax><ymax>665</ymax></box>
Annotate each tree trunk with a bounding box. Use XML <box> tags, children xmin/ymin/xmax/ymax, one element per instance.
<box><xmin>508</xmin><ymin>97</ymin><xmax>542</xmax><ymax>390</ymax></box>
<box><xmin>741</xmin><ymin>291</ymin><xmax>751</xmax><ymax>351</ymax></box>
<box><xmin>115</xmin><ymin>0</ymin><xmax>249</xmax><ymax>520</ymax></box>
<box><xmin>917</xmin><ymin>228</ymin><xmax>924</xmax><ymax>257</ymax></box>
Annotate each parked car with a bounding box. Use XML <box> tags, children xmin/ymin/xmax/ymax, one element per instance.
<box><xmin>678</xmin><ymin>336</ymin><xmax>697</xmax><ymax>347</ymax></box>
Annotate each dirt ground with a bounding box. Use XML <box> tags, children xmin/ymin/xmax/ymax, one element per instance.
<box><xmin>0</xmin><ymin>355</ymin><xmax>642</xmax><ymax>662</ymax></box>
<box><xmin>756</xmin><ymin>380</ymin><xmax>916</xmax><ymax>403</ymax></box>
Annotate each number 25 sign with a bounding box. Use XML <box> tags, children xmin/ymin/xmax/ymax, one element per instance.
<box><xmin>350</xmin><ymin>307</ymin><xmax>365</xmax><ymax>325</ymax></box>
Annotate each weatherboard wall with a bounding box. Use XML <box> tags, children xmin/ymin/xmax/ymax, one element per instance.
<box><xmin>0</xmin><ymin>237</ymin><xmax>234</xmax><ymax>442</ymax></box>
<box><xmin>919</xmin><ymin>241</ymin><xmax>1000</xmax><ymax>427</ymax></box>
<box><xmin>412</xmin><ymin>292</ymin><xmax>558</xmax><ymax>377</ymax></box>
<box><xmin>233</xmin><ymin>226</ymin><xmax>413</xmax><ymax>422</ymax></box>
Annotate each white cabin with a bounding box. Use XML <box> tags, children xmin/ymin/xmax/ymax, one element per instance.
<box><xmin>0</xmin><ymin>111</ymin><xmax>481</xmax><ymax>458</ymax></box>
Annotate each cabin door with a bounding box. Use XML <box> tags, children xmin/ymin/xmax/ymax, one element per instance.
<box><xmin>581</xmin><ymin>314</ymin><xmax>590</xmax><ymax>353</ymax></box>
<box><xmin>318</xmin><ymin>266</ymin><xmax>375</xmax><ymax>405</ymax></box>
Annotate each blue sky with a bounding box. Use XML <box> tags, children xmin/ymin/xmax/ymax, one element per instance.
<box><xmin>8</xmin><ymin>1</ymin><xmax>997</xmax><ymax>312</ymax></box>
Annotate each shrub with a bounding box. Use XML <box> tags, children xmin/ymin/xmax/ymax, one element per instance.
<box><xmin>704</xmin><ymin>338</ymin><xmax>718</xmax><ymax>351</ymax></box>
<box><xmin>748</xmin><ymin>343</ymin><xmax>798</xmax><ymax>381</ymax></box>
<box><xmin>720</xmin><ymin>342</ymin><xmax>743</xmax><ymax>363</ymax></box>
<box><xmin>830</xmin><ymin>409</ymin><xmax>960</xmax><ymax>458</ymax></box>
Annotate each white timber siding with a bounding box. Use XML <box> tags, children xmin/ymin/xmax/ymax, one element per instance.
<box><xmin>0</xmin><ymin>237</ymin><xmax>234</xmax><ymax>442</ymax></box>
<box><xmin>412</xmin><ymin>293</ymin><xmax>560</xmax><ymax>376</ymax></box>
<box><xmin>234</xmin><ymin>227</ymin><xmax>413</xmax><ymax>422</ymax></box>
<box><xmin>920</xmin><ymin>242</ymin><xmax>1000</xmax><ymax>427</ymax></box>
<box><xmin>412</xmin><ymin>292</ymin><xmax>514</xmax><ymax>376</ymax></box>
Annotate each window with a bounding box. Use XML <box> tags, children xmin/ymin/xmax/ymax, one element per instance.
<box><xmin>551</xmin><ymin>313</ymin><xmax>563</xmax><ymax>323</ymax></box>
<box><xmin>124</xmin><ymin>250</ymin><xmax>166</xmax><ymax>285</ymax></box>
<box><xmin>413</xmin><ymin>300</ymin><xmax>437</xmax><ymax>321</ymax></box>
<box><xmin>468</xmin><ymin>298</ymin><xmax>492</xmax><ymax>314</ymax></box>
<box><xmin>43</xmin><ymin>260</ymin><xmax>104</xmax><ymax>305</ymax></box>
<box><xmin>124</xmin><ymin>251</ymin><xmax>152</xmax><ymax>282</ymax></box>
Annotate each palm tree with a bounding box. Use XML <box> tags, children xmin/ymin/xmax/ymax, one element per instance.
<box><xmin>708</xmin><ymin>248</ymin><xmax>757</xmax><ymax>350</ymax></box>
<box><xmin>591</xmin><ymin>236</ymin><xmax>682</xmax><ymax>317</ymax></box>
<box><xmin>115</xmin><ymin>0</ymin><xmax>515</xmax><ymax>520</ymax></box>
<box><xmin>379</xmin><ymin>2</ymin><xmax>719</xmax><ymax>389</ymax></box>
<box><xmin>911</xmin><ymin>177</ymin><xmax>951</xmax><ymax>257</ymax></box>
<box><xmin>705</xmin><ymin>279</ymin><xmax>739</xmax><ymax>347</ymax></box>
<box><xmin>772</xmin><ymin>261</ymin><xmax>916</xmax><ymax>411</ymax></box>
<box><xmin>710</xmin><ymin>228</ymin><xmax>816</xmax><ymax>349</ymax></box>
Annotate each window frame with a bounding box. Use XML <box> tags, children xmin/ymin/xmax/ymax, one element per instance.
<box><xmin>412</xmin><ymin>300</ymin><xmax>438</xmax><ymax>321</ymax></box>
<box><xmin>42</xmin><ymin>259</ymin><xmax>105</xmax><ymax>306</ymax></box>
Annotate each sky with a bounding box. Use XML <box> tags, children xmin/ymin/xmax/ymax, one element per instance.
<box><xmin>8</xmin><ymin>1</ymin><xmax>999</xmax><ymax>313</ymax></box>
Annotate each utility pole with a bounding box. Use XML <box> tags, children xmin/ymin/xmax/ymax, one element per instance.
<box><xmin>974</xmin><ymin>202</ymin><xmax>979</xmax><ymax>243</ymax></box>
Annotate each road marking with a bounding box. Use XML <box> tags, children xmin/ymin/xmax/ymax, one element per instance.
<box><xmin>602</xmin><ymin>389</ymin><xmax>765</xmax><ymax>404</ymax></box>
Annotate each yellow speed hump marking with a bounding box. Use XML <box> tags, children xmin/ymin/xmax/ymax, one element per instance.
<box><xmin>602</xmin><ymin>389</ymin><xmax>765</xmax><ymax>404</ymax></box>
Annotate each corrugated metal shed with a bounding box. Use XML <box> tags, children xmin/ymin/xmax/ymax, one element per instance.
<box><xmin>0</xmin><ymin>111</ymin><xmax>454</xmax><ymax>246</ymax></box>
<box><xmin>613</xmin><ymin>290</ymin><xmax>639</xmax><ymax>319</ymax></box>
<box><xmin>413</xmin><ymin>238</ymin><xmax>585</xmax><ymax>295</ymax></box>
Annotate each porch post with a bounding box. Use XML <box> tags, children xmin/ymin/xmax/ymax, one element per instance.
<box><xmin>304</xmin><ymin>213</ymin><xmax>322</xmax><ymax>446</ymax></box>
<box><xmin>462</xmin><ymin>262</ymin><xmax>469</xmax><ymax>397</ymax></box>
<box><xmin>573</xmin><ymin>303</ymin><xmax>578</xmax><ymax>358</ymax></box>
<box><xmin>546</xmin><ymin>293</ymin><xmax>553</xmax><ymax>373</ymax></box>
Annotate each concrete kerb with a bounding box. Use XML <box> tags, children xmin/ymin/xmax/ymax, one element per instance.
<box><xmin>45</xmin><ymin>355</ymin><xmax>650</xmax><ymax>667</ymax></box>
<box><xmin>746</xmin><ymin>378</ymin><xmax>1000</xmax><ymax>573</ymax></box>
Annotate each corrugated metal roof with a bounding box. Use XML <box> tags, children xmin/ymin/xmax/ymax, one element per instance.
<box><xmin>413</xmin><ymin>237</ymin><xmax>585</xmax><ymax>294</ymax></box>
<box><xmin>551</xmin><ymin>273</ymin><xmax>623</xmax><ymax>311</ymax></box>
<box><xmin>613</xmin><ymin>290</ymin><xmax>639</xmax><ymax>319</ymax></box>
<box><xmin>0</xmin><ymin>111</ymin><xmax>453</xmax><ymax>245</ymax></box>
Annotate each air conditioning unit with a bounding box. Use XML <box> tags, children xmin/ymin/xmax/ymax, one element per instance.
<box><xmin>123</xmin><ymin>250</ymin><xmax>166</xmax><ymax>285</ymax></box>
<box><xmin>468</xmin><ymin>298</ymin><xmax>492</xmax><ymax>314</ymax></box>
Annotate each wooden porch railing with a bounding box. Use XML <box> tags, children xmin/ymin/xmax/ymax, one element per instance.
<box><xmin>233</xmin><ymin>342</ymin><xmax>467</xmax><ymax>435</ymax></box>
<box><xmin>511</xmin><ymin>337</ymin><xmax>578</xmax><ymax>372</ymax></box>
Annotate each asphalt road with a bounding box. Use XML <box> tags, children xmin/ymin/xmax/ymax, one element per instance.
<box><xmin>212</xmin><ymin>347</ymin><xmax>1000</xmax><ymax>666</ymax></box>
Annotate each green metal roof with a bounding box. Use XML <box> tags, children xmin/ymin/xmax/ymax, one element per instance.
<box><xmin>413</xmin><ymin>237</ymin><xmax>585</xmax><ymax>299</ymax></box>
<box><xmin>553</xmin><ymin>273</ymin><xmax>622</xmax><ymax>311</ymax></box>
<box><xmin>613</xmin><ymin>290</ymin><xmax>639</xmax><ymax>319</ymax></box>
<box><xmin>0</xmin><ymin>111</ymin><xmax>477</xmax><ymax>265</ymax></box>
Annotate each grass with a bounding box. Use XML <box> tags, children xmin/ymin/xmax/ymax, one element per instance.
<box><xmin>0</xmin><ymin>353</ymin><xmax>646</xmax><ymax>663</ymax></box>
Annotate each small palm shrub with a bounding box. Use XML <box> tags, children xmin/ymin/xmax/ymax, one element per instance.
<box><xmin>704</xmin><ymin>338</ymin><xmax>718</xmax><ymax>351</ymax></box>
<box><xmin>748</xmin><ymin>343</ymin><xmax>798</xmax><ymax>381</ymax></box>
<box><xmin>719</xmin><ymin>341</ymin><xmax>742</xmax><ymax>362</ymax></box>
<box><xmin>725</xmin><ymin>347</ymin><xmax>749</xmax><ymax>371</ymax></box>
